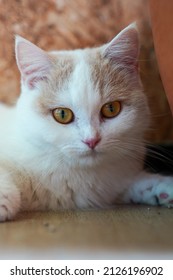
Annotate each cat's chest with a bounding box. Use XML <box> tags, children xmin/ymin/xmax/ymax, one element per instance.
<box><xmin>34</xmin><ymin>164</ymin><xmax>134</xmax><ymax>209</ymax></box>
<box><xmin>40</xmin><ymin>167</ymin><xmax>101</xmax><ymax>195</ymax></box>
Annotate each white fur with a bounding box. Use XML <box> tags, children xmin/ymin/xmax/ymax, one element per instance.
<box><xmin>0</xmin><ymin>24</ymin><xmax>173</xmax><ymax>221</ymax></box>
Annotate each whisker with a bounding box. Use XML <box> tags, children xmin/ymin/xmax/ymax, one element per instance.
<box><xmin>145</xmin><ymin>144</ymin><xmax>173</xmax><ymax>174</ymax></box>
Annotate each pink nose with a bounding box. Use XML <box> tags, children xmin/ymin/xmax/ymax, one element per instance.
<box><xmin>83</xmin><ymin>137</ymin><xmax>101</xmax><ymax>149</ymax></box>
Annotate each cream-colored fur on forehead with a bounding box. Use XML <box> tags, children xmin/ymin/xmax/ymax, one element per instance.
<box><xmin>34</xmin><ymin>45</ymin><xmax>142</xmax><ymax>118</ymax></box>
<box><xmin>34</xmin><ymin>48</ymin><xmax>103</xmax><ymax>116</ymax></box>
<box><xmin>34</xmin><ymin>52</ymin><xmax>75</xmax><ymax>114</ymax></box>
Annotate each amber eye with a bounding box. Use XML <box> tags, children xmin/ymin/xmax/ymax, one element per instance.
<box><xmin>52</xmin><ymin>108</ymin><xmax>74</xmax><ymax>124</ymax></box>
<box><xmin>101</xmin><ymin>101</ymin><xmax>121</xmax><ymax>119</ymax></box>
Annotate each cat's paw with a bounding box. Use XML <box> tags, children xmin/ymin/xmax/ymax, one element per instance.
<box><xmin>155</xmin><ymin>178</ymin><xmax>173</xmax><ymax>208</ymax></box>
<box><xmin>128</xmin><ymin>173</ymin><xmax>173</xmax><ymax>208</ymax></box>
<box><xmin>0</xmin><ymin>186</ymin><xmax>21</xmax><ymax>222</ymax></box>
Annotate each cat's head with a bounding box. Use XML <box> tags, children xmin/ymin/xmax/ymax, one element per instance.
<box><xmin>15</xmin><ymin>23</ymin><xmax>149</xmax><ymax>166</ymax></box>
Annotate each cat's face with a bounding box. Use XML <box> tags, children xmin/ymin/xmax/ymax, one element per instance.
<box><xmin>15</xmin><ymin>24</ymin><xmax>149</xmax><ymax>166</ymax></box>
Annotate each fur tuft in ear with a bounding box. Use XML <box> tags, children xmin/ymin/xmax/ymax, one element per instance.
<box><xmin>15</xmin><ymin>36</ymin><xmax>52</xmax><ymax>89</ymax></box>
<box><xmin>103</xmin><ymin>23</ymin><xmax>139</xmax><ymax>70</ymax></box>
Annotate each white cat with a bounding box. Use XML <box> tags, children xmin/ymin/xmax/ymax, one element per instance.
<box><xmin>0</xmin><ymin>23</ymin><xmax>173</xmax><ymax>222</ymax></box>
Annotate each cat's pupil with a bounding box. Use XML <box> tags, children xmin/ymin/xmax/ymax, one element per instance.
<box><xmin>61</xmin><ymin>110</ymin><xmax>65</xmax><ymax>119</ymax></box>
<box><xmin>109</xmin><ymin>104</ymin><xmax>114</xmax><ymax>112</ymax></box>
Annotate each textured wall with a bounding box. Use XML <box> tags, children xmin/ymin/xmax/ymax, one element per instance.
<box><xmin>0</xmin><ymin>0</ymin><xmax>173</xmax><ymax>142</ymax></box>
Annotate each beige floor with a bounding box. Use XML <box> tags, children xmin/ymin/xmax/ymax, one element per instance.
<box><xmin>0</xmin><ymin>205</ymin><xmax>173</xmax><ymax>259</ymax></box>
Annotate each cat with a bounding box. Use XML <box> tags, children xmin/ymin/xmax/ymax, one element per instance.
<box><xmin>0</xmin><ymin>23</ymin><xmax>173</xmax><ymax>222</ymax></box>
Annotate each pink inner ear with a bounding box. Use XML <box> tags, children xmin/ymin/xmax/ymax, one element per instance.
<box><xmin>23</xmin><ymin>73</ymin><xmax>48</xmax><ymax>90</ymax></box>
<box><xmin>104</xmin><ymin>25</ymin><xmax>139</xmax><ymax>69</ymax></box>
<box><xmin>16</xmin><ymin>38</ymin><xmax>52</xmax><ymax>89</ymax></box>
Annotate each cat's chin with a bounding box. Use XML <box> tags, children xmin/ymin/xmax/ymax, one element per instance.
<box><xmin>71</xmin><ymin>149</ymin><xmax>102</xmax><ymax>166</ymax></box>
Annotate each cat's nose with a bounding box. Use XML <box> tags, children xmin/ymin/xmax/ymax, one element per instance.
<box><xmin>83</xmin><ymin>137</ymin><xmax>101</xmax><ymax>149</ymax></box>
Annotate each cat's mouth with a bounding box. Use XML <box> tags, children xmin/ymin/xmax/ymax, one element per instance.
<box><xmin>76</xmin><ymin>149</ymin><xmax>102</xmax><ymax>166</ymax></box>
<box><xmin>78</xmin><ymin>149</ymin><xmax>98</xmax><ymax>158</ymax></box>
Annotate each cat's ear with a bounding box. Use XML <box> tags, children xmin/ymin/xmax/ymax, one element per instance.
<box><xmin>15</xmin><ymin>36</ymin><xmax>53</xmax><ymax>89</ymax></box>
<box><xmin>103</xmin><ymin>23</ymin><xmax>139</xmax><ymax>70</ymax></box>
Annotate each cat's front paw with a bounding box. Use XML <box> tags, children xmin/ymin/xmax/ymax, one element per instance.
<box><xmin>155</xmin><ymin>178</ymin><xmax>173</xmax><ymax>208</ymax></box>
<box><xmin>0</xmin><ymin>186</ymin><xmax>21</xmax><ymax>222</ymax></box>
<box><xmin>128</xmin><ymin>173</ymin><xmax>173</xmax><ymax>208</ymax></box>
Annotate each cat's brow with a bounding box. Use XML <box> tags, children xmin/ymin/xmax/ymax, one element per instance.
<box><xmin>51</xmin><ymin>54</ymin><xmax>75</xmax><ymax>89</ymax></box>
<box><xmin>89</xmin><ymin>62</ymin><xmax>120</xmax><ymax>97</ymax></box>
<box><xmin>86</xmin><ymin>49</ymin><xmax>137</xmax><ymax>99</ymax></box>
<box><xmin>34</xmin><ymin>54</ymin><xmax>75</xmax><ymax>115</ymax></box>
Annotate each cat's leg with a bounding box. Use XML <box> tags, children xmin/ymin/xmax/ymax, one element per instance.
<box><xmin>125</xmin><ymin>171</ymin><xmax>173</xmax><ymax>207</ymax></box>
<box><xmin>0</xmin><ymin>166</ymin><xmax>21</xmax><ymax>222</ymax></box>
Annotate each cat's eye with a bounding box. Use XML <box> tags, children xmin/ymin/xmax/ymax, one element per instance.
<box><xmin>101</xmin><ymin>101</ymin><xmax>121</xmax><ymax>118</ymax></box>
<box><xmin>52</xmin><ymin>107</ymin><xmax>74</xmax><ymax>124</ymax></box>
